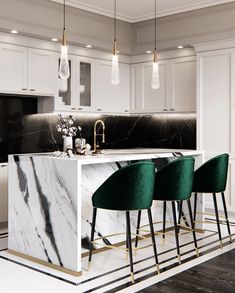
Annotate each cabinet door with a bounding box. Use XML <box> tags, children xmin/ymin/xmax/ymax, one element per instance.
<box><xmin>55</xmin><ymin>55</ymin><xmax>78</xmax><ymax>111</ymax></box>
<box><xmin>0</xmin><ymin>43</ymin><xmax>27</xmax><ymax>93</ymax></box>
<box><xmin>131</xmin><ymin>62</ymin><xmax>167</xmax><ymax>113</ymax></box>
<box><xmin>94</xmin><ymin>60</ymin><xmax>129</xmax><ymax>113</ymax></box>
<box><xmin>199</xmin><ymin>52</ymin><xmax>231</xmax><ymax>154</ymax></box>
<box><xmin>171</xmin><ymin>57</ymin><xmax>196</xmax><ymax>112</ymax></box>
<box><xmin>28</xmin><ymin>48</ymin><xmax>56</xmax><ymax>95</ymax></box>
<box><xmin>0</xmin><ymin>164</ymin><xmax>8</xmax><ymax>223</ymax></box>
<box><xmin>76</xmin><ymin>57</ymin><xmax>96</xmax><ymax>112</ymax></box>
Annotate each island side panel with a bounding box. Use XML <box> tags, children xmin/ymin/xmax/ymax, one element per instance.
<box><xmin>81</xmin><ymin>161</ymin><xmax>170</xmax><ymax>252</ymax></box>
<box><xmin>8</xmin><ymin>155</ymin><xmax>81</xmax><ymax>272</ymax></box>
<box><xmin>81</xmin><ymin>154</ymin><xmax>204</xmax><ymax>252</ymax></box>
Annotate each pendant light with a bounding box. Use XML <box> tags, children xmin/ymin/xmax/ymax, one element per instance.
<box><xmin>111</xmin><ymin>0</ymin><xmax>120</xmax><ymax>85</ymax></box>
<box><xmin>59</xmin><ymin>0</ymin><xmax>70</xmax><ymax>79</ymax></box>
<box><xmin>151</xmin><ymin>0</ymin><xmax>160</xmax><ymax>90</ymax></box>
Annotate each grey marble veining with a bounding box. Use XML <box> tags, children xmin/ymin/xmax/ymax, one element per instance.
<box><xmin>8</xmin><ymin>150</ymin><xmax>204</xmax><ymax>273</ymax></box>
<box><xmin>0</xmin><ymin>95</ymin><xmax>196</xmax><ymax>163</ymax></box>
<box><xmin>8</xmin><ymin>155</ymin><xmax>80</xmax><ymax>271</ymax></box>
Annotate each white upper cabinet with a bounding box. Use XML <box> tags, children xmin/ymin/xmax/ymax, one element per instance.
<box><xmin>0</xmin><ymin>44</ymin><xmax>27</xmax><ymax>93</ymax></box>
<box><xmin>131</xmin><ymin>56</ymin><xmax>196</xmax><ymax>113</ymax></box>
<box><xmin>171</xmin><ymin>57</ymin><xmax>196</xmax><ymax>112</ymax></box>
<box><xmin>28</xmin><ymin>49</ymin><xmax>56</xmax><ymax>95</ymax></box>
<box><xmin>94</xmin><ymin>60</ymin><xmax>129</xmax><ymax>113</ymax></box>
<box><xmin>0</xmin><ymin>43</ymin><xmax>56</xmax><ymax>96</ymax></box>
<box><xmin>131</xmin><ymin>62</ymin><xmax>167</xmax><ymax>113</ymax></box>
<box><xmin>54</xmin><ymin>56</ymin><xmax>96</xmax><ymax>112</ymax></box>
<box><xmin>77</xmin><ymin>57</ymin><xmax>95</xmax><ymax>111</ymax></box>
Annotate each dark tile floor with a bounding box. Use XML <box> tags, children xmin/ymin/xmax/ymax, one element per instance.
<box><xmin>139</xmin><ymin>249</ymin><xmax>235</xmax><ymax>293</ymax></box>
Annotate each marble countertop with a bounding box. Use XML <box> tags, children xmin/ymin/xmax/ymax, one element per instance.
<box><xmin>14</xmin><ymin>148</ymin><xmax>204</xmax><ymax>165</ymax></box>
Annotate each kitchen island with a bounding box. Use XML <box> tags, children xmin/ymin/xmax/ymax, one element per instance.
<box><xmin>8</xmin><ymin>149</ymin><xmax>204</xmax><ymax>276</ymax></box>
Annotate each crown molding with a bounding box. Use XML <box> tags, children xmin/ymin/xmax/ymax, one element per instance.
<box><xmin>49</xmin><ymin>0</ymin><xmax>235</xmax><ymax>23</ymax></box>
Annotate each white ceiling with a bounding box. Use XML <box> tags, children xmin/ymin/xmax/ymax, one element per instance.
<box><xmin>50</xmin><ymin>0</ymin><xmax>235</xmax><ymax>22</ymax></box>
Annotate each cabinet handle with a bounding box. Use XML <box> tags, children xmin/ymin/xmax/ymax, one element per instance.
<box><xmin>97</xmin><ymin>109</ymin><xmax>102</xmax><ymax>111</ymax></box>
<box><xmin>30</xmin><ymin>89</ymin><xmax>36</xmax><ymax>92</ymax></box>
<box><xmin>78</xmin><ymin>108</ymin><xmax>83</xmax><ymax>110</ymax></box>
<box><xmin>21</xmin><ymin>88</ymin><xmax>28</xmax><ymax>91</ymax></box>
<box><xmin>170</xmin><ymin>108</ymin><xmax>175</xmax><ymax>111</ymax></box>
<box><xmin>163</xmin><ymin>109</ymin><xmax>167</xmax><ymax>112</ymax></box>
<box><xmin>124</xmin><ymin>110</ymin><xmax>129</xmax><ymax>112</ymax></box>
<box><xmin>71</xmin><ymin>107</ymin><xmax>76</xmax><ymax>110</ymax></box>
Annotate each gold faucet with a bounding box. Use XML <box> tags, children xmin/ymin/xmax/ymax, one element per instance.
<box><xmin>93</xmin><ymin>120</ymin><xmax>105</xmax><ymax>154</ymax></box>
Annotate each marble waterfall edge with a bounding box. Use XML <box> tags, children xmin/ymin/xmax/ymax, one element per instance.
<box><xmin>8</xmin><ymin>150</ymin><xmax>204</xmax><ymax>273</ymax></box>
<box><xmin>8</xmin><ymin>155</ymin><xmax>80</xmax><ymax>272</ymax></box>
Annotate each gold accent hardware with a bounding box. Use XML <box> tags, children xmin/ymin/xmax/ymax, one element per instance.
<box><xmin>8</xmin><ymin>249</ymin><xmax>81</xmax><ymax>277</ymax></box>
<box><xmin>87</xmin><ymin>261</ymin><xmax>92</xmax><ymax>271</ymax></box>
<box><xmin>220</xmin><ymin>241</ymin><xmax>223</xmax><ymax>249</ymax></box>
<box><xmin>62</xmin><ymin>29</ymin><xmax>67</xmax><ymax>46</ymax></box>
<box><xmin>112</xmin><ymin>39</ymin><xmax>118</xmax><ymax>55</ymax></box>
<box><xmin>196</xmin><ymin>248</ymin><xmax>199</xmax><ymax>257</ymax></box>
<box><xmin>93</xmin><ymin>120</ymin><xmax>105</xmax><ymax>154</ymax></box>
<box><xmin>196</xmin><ymin>211</ymin><xmax>226</xmax><ymax>218</ymax></box>
<box><xmin>177</xmin><ymin>254</ymin><xmax>181</xmax><ymax>264</ymax></box>
<box><xmin>92</xmin><ymin>240</ymin><xmax>152</xmax><ymax>251</ymax></box>
<box><xmin>229</xmin><ymin>235</ymin><xmax>233</xmax><ymax>243</ymax></box>
<box><xmin>131</xmin><ymin>272</ymin><xmax>135</xmax><ymax>284</ymax></box>
<box><xmin>153</xmin><ymin>48</ymin><xmax>158</xmax><ymax>63</ymax></box>
<box><xmin>157</xmin><ymin>264</ymin><xmax>160</xmax><ymax>274</ymax></box>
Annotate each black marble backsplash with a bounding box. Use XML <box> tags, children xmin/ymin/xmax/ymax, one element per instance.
<box><xmin>0</xmin><ymin>95</ymin><xmax>196</xmax><ymax>163</ymax></box>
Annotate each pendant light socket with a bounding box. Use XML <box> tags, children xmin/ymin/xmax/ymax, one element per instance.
<box><xmin>62</xmin><ymin>29</ymin><xmax>67</xmax><ymax>46</ymax></box>
<box><xmin>112</xmin><ymin>39</ymin><xmax>117</xmax><ymax>55</ymax></box>
<box><xmin>153</xmin><ymin>49</ymin><xmax>158</xmax><ymax>63</ymax></box>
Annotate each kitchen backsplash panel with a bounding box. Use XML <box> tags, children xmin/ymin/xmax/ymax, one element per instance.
<box><xmin>0</xmin><ymin>112</ymin><xmax>196</xmax><ymax>163</ymax></box>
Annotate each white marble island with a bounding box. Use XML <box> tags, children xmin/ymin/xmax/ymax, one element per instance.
<box><xmin>8</xmin><ymin>149</ymin><xmax>204</xmax><ymax>276</ymax></box>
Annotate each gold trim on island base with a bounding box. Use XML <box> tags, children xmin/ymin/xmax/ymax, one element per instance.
<box><xmin>82</xmin><ymin>226</ymin><xmax>206</xmax><ymax>258</ymax></box>
<box><xmin>7</xmin><ymin>249</ymin><xmax>82</xmax><ymax>277</ymax></box>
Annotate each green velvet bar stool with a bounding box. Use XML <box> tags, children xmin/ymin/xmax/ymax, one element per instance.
<box><xmin>135</xmin><ymin>157</ymin><xmax>198</xmax><ymax>264</ymax></box>
<box><xmin>193</xmin><ymin>153</ymin><xmax>232</xmax><ymax>246</ymax></box>
<box><xmin>88</xmin><ymin>161</ymin><xmax>159</xmax><ymax>284</ymax></box>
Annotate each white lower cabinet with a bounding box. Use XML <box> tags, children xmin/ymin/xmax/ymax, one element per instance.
<box><xmin>131</xmin><ymin>56</ymin><xmax>196</xmax><ymax>113</ymax></box>
<box><xmin>94</xmin><ymin>60</ymin><xmax>129</xmax><ymax>113</ymax></box>
<box><xmin>0</xmin><ymin>164</ymin><xmax>8</xmax><ymax>223</ymax></box>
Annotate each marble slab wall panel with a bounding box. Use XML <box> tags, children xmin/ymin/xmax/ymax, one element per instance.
<box><xmin>8</xmin><ymin>155</ymin><xmax>80</xmax><ymax>272</ymax></box>
<box><xmin>0</xmin><ymin>101</ymin><xmax>196</xmax><ymax>163</ymax></box>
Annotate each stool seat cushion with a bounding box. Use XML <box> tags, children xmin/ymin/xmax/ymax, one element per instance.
<box><xmin>193</xmin><ymin>154</ymin><xmax>229</xmax><ymax>193</ymax></box>
<box><xmin>154</xmin><ymin>157</ymin><xmax>195</xmax><ymax>201</ymax></box>
<box><xmin>92</xmin><ymin>162</ymin><xmax>155</xmax><ymax>211</ymax></box>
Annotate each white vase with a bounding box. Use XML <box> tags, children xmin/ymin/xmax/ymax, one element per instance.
<box><xmin>63</xmin><ymin>136</ymin><xmax>73</xmax><ymax>152</ymax></box>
